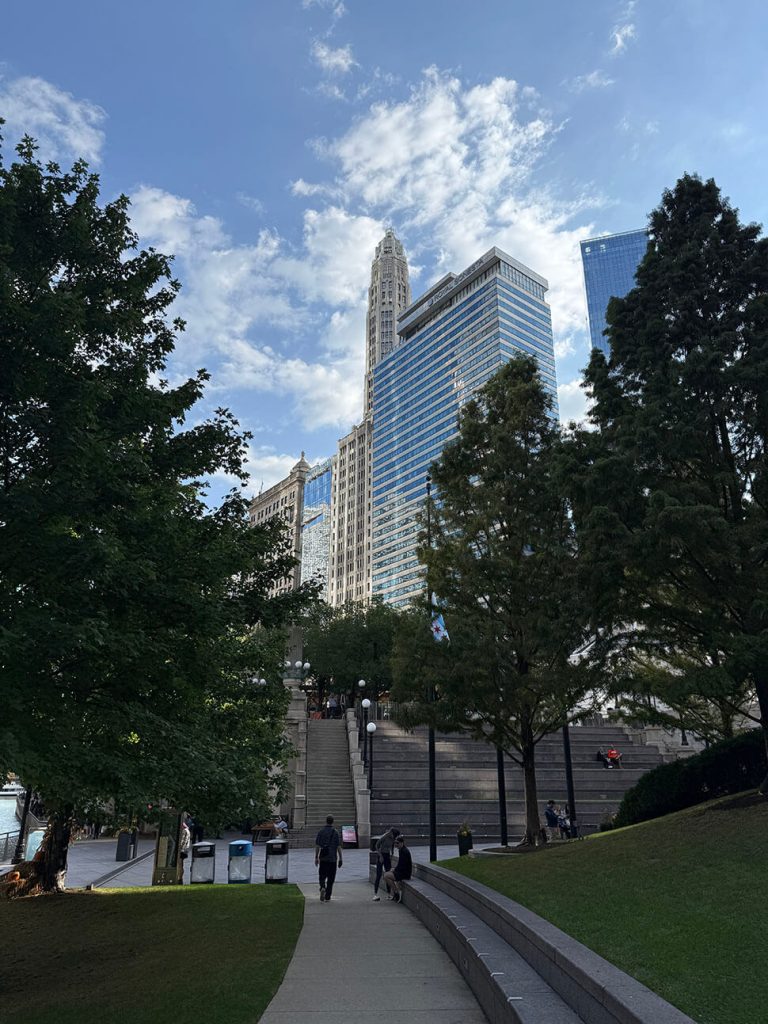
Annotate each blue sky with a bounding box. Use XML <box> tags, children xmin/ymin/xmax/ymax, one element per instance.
<box><xmin>3</xmin><ymin>0</ymin><xmax>767</xmax><ymax>499</ymax></box>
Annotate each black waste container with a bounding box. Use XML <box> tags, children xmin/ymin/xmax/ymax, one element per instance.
<box><xmin>115</xmin><ymin>829</ymin><xmax>137</xmax><ymax>862</ymax></box>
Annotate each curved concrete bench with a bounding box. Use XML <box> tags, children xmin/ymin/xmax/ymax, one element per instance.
<box><xmin>404</xmin><ymin>863</ymin><xmax>695</xmax><ymax>1024</ymax></box>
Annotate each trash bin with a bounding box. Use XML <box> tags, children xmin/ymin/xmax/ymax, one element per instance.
<box><xmin>228</xmin><ymin>839</ymin><xmax>253</xmax><ymax>883</ymax></box>
<box><xmin>190</xmin><ymin>841</ymin><xmax>216</xmax><ymax>884</ymax></box>
<box><xmin>115</xmin><ymin>829</ymin><xmax>137</xmax><ymax>862</ymax></box>
<box><xmin>264</xmin><ymin>838</ymin><xmax>289</xmax><ymax>884</ymax></box>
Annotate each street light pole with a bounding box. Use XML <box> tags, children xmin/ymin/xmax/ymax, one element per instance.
<box><xmin>561</xmin><ymin>723</ymin><xmax>579</xmax><ymax>838</ymax></box>
<box><xmin>362</xmin><ymin>698</ymin><xmax>371</xmax><ymax>767</ymax></box>
<box><xmin>358</xmin><ymin>679</ymin><xmax>366</xmax><ymax>743</ymax></box>
<box><xmin>496</xmin><ymin>747</ymin><xmax>509</xmax><ymax>846</ymax></box>
<box><xmin>426</xmin><ymin>474</ymin><xmax>437</xmax><ymax>863</ymax></box>
<box><xmin>367</xmin><ymin>722</ymin><xmax>377</xmax><ymax>790</ymax></box>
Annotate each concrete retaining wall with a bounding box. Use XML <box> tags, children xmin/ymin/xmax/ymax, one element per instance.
<box><xmin>406</xmin><ymin>863</ymin><xmax>695</xmax><ymax>1024</ymax></box>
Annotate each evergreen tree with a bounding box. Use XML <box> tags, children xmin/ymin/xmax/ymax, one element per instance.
<box><xmin>573</xmin><ymin>174</ymin><xmax>768</xmax><ymax>789</ymax></box>
<box><xmin>392</xmin><ymin>357</ymin><xmax>597</xmax><ymax>845</ymax></box>
<box><xmin>0</xmin><ymin>135</ymin><xmax>312</xmax><ymax>892</ymax></box>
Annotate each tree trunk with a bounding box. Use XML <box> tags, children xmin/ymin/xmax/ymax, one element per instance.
<box><xmin>518</xmin><ymin>720</ymin><xmax>546</xmax><ymax>846</ymax></box>
<box><xmin>12</xmin><ymin>808</ymin><xmax>72</xmax><ymax>896</ymax></box>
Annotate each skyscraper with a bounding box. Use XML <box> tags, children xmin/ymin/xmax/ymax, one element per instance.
<box><xmin>300</xmin><ymin>457</ymin><xmax>333</xmax><ymax>599</ymax></box>
<box><xmin>580</xmin><ymin>228</ymin><xmax>648</xmax><ymax>355</ymax></box>
<box><xmin>364</xmin><ymin>229</ymin><xmax>412</xmax><ymax>416</ymax></box>
<box><xmin>328</xmin><ymin>229</ymin><xmax>411</xmax><ymax>606</ymax></box>
<box><xmin>249</xmin><ymin>452</ymin><xmax>311</xmax><ymax>597</ymax></box>
<box><xmin>371</xmin><ymin>247</ymin><xmax>557</xmax><ymax>607</ymax></box>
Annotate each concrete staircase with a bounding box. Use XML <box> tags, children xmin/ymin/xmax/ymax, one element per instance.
<box><xmin>367</xmin><ymin>722</ymin><xmax>664</xmax><ymax>844</ymax></box>
<box><xmin>289</xmin><ymin>719</ymin><xmax>356</xmax><ymax>848</ymax></box>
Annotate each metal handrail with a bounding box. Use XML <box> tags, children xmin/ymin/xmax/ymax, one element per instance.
<box><xmin>0</xmin><ymin>830</ymin><xmax>20</xmax><ymax>862</ymax></box>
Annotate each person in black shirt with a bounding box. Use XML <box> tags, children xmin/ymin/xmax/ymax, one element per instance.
<box><xmin>383</xmin><ymin>835</ymin><xmax>412</xmax><ymax>903</ymax></box>
<box><xmin>314</xmin><ymin>814</ymin><xmax>343</xmax><ymax>901</ymax></box>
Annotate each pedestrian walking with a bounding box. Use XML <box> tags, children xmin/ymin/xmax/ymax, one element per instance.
<box><xmin>382</xmin><ymin>835</ymin><xmax>412</xmax><ymax>903</ymax></box>
<box><xmin>179</xmin><ymin>820</ymin><xmax>191</xmax><ymax>881</ymax></box>
<box><xmin>315</xmin><ymin>815</ymin><xmax>343</xmax><ymax>902</ymax></box>
<box><xmin>372</xmin><ymin>827</ymin><xmax>401</xmax><ymax>901</ymax></box>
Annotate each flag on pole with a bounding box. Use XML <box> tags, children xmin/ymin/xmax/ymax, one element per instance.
<box><xmin>430</xmin><ymin>612</ymin><xmax>450</xmax><ymax>642</ymax></box>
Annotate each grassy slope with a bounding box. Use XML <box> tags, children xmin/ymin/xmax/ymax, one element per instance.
<box><xmin>1</xmin><ymin>884</ymin><xmax>304</xmax><ymax>1024</ymax></box>
<box><xmin>443</xmin><ymin>794</ymin><xmax>767</xmax><ymax>1024</ymax></box>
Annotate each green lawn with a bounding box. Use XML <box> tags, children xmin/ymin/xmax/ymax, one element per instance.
<box><xmin>442</xmin><ymin>793</ymin><xmax>767</xmax><ymax>1024</ymax></box>
<box><xmin>1</xmin><ymin>884</ymin><xmax>304</xmax><ymax>1024</ymax></box>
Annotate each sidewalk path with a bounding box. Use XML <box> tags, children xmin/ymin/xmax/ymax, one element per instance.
<box><xmin>64</xmin><ymin>837</ymin><xmax>463</xmax><ymax>888</ymax></box>
<box><xmin>259</xmin><ymin>879</ymin><xmax>488</xmax><ymax>1024</ymax></box>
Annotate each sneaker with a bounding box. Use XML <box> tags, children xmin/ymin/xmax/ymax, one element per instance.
<box><xmin>372</xmin><ymin>895</ymin><xmax>381</xmax><ymax>902</ymax></box>
<box><xmin>386</xmin><ymin>894</ymin><xmax>394</xmax><ymax>900</ymax></box>
<box><xmin>319</xmin><ymin>885</ymin><xmax>326</xmax><ymax>902</ymax></box>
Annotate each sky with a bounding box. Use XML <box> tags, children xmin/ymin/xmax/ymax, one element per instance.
<box><xmin>3</xmin><ymin>0</ymin><xmax>767</xmax><ymax>500</ymax></box>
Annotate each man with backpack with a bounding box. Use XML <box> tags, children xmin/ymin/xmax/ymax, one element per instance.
<box><xmin>315</xmin><ymin>815</ymin><xmax>343</xmax><ymax>902</ymax></box>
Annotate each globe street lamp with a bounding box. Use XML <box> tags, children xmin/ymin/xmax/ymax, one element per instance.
<box><xmin>362</xmin><ymin>698</ymin><xmax>371</xmax><ymax>766</ymax></box>
<box><xmin>357</xmin><ymin>680</ymin><xmax>366</xmax><ymax>742</ymax></box>
<box><xmin>367</xmin><ymin>721</ymin><xmax>377</xmax><ymax>790</ymax></box>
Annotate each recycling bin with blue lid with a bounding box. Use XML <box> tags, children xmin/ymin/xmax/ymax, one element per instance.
<box><xmin>228</xmin><ymin>839</ymin><xmax>253</xmax><ymax>883</ymax></box>
<box><xmin>191</xmin><ymin>841</ymin><xmax>216</xmax><ymax>884</ymax></box>
<box><xmin>264</xmin><ymin>838</ymin><xmax>289</xmax><ymax>884</ymax></box>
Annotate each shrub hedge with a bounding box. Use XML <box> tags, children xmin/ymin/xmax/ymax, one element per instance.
<box><xmin>613</xmin><ymin>728</ymin><xmax>767</xmax><ymax>828</ymax></box>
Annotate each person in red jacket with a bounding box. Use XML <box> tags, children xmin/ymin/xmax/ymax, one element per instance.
<box><xmin>606</xmin><ymin>746</ymin><xmax>623</xmax><ymax>768</ymax></box>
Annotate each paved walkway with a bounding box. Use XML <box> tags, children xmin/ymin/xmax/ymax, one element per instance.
<box><xmin>63</xmin><ymin>836</ymin><xmax>463</xmax><ymax>888</ymax></box>
<box><xmin>260</xmin><ymin>879</ymin><xmax>488</xmax><ymax>1024</ymax></box>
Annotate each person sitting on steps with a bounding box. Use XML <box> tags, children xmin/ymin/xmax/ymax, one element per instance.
<box><xmin>606</xmin><ymin>745</ymin><xmax>623</xmax><ymax>768</ymax></box>
<box><xmin>597</xmin><ymin>748</ymin><xmax>614</xmax><ymax>769</ymax></box>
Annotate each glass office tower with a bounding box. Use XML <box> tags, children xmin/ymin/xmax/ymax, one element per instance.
<box><xmin>580</xmin><ymin>228</ymin><xmax>648</xmax><ymax>355</ymax></box>
<box><xmin>371</xmin><ymin>247</ymin><xmax>557</xmax><ymax>607</ymax></box>
<box><xmin>300</xmin><ymin>458</ymin><xmax>332</xmax><ymax>598</ymax></box>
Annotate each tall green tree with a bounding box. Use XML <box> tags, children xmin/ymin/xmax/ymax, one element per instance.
<box><xmin>0</xmin><ymin>134</ymin><xmax>312</xmax><ymax>892</ymax></box>
<box><xmin>392</xmin><ymin>357</ymin><xmax>598</xmax><ymax>845</ymax></box>
<box><xmin>304</xmin><ymin>599</ymin><xmax>400</xmax><ymax>703</ymax></box>
<box><xmin>571</xmin><ymin>174</ymin><xmax>768</xmax><ymax>789</ymax></box>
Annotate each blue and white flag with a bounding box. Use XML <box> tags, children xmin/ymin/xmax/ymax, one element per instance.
<box><xmin>430</xmin><ymin>613</ymin><xmax>450</xmax><ymax>643</ymax></box>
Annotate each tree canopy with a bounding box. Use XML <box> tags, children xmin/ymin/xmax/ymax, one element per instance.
<box><xmin>392</xmin><ymin>356</ymin><xmax>598</xmax><ymax>843</ymax></box>
<box><xmin>0</xmin><ymin>134</ymin><xmax>313</xmax><ymax>889</ymax></box>
<box><xmin>570</xmin><ymin>173</ymin><xmax>768</xmax><ymax>788</ymax></box>
<box><xmin>303</xmin><ymin>599</ymin><xmax>400</xmax><ymax>700</ymax></box>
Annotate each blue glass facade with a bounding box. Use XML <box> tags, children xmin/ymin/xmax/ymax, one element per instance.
<box><xmin>580</xmin><ymin>229</ymin><xmax>648</xmax><ymax>355</ymax></box>
<box><xmin>371</xmin><ymin>248</ymin><xmax>557</xmax><ymax>607</ymax></box>
<box><xmin>301</xmin><ymin>458</ymin><xmax>332</xmax><ymax>597</ymax></box>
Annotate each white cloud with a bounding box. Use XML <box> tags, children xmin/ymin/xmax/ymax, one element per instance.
<box><xmin>557</xmin><ymin>376</ymin><xmax>592</xmax><ymax>424</ymax></box>
<box><xmin>128</xmin><ymin>185</ymin><xmax>380</xmax><ymax>430</ymax></box>
<box><xmin>302</xmin><ymin>0</ymin><xmax>346</xmax><ymax>20</ymax></box>
<box><xmin>610</xmin><ymin>22</ymin><xmax>636</xmax><ymax>55</ymax></box>
<box><xmin>291</xmin><ymin>177</ymin><xmax>342</xmax><ymax>198</ymax></box>
<box><xmin>311</xmin><ymin>40</ymin><xmax>357</xmax><ymax>75</ymax></box>
<box><xmin>0</xmin><ymin>75</ymin><xmax>106</xmax><ymax>164</ymax></box>
<box><xmin>324</xmin><ymin>68</ymin><xmax>598</xmax><ymax>358</ymax></box>
<box><xmin>237</xmin><ymin>192</ymin><xmax>265</xmax><ymax>215</ymax></box>
<box><xmin>569</xmin><ymin>69</ymin><xmax>615</xmax><ymax>92</ymax></box>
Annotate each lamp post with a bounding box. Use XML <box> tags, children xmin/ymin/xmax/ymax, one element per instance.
<box><xmin>357</xmin><ymin>679</ymin><xmax>366</xmax><ymax>743</ymax></box>
<box><xmin>367</xmin><ymin>722</ymin><xmax>377</xmax><ymax>790</ymax></box>
<box><xmin>561</xmin><ymin>723</ymin><xmax>579</xmax><ymax>838</ymax></box>
<box><xmin>426</xmin><ymin>474</ymin><xmax>437</xmax><ymax>863</ymax></box>
<box><xmin>496</xmin><ymin>747</ymin><xmax>509</xmax><ymax>846</ymax></box>
<box><xmin>362</xmin><ymin>698</ymin><xmax>371</xmax><ymax>766</ymax></box>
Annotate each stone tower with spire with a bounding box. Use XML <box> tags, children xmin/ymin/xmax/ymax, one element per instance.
<box><xmin>364</xmin><ymin>228</ymin><xmax>412</xmax><ymax>415</ymax></box>
<box><xmin>328</xmin><ymin>228</ymin><xmax>411</xmax><ymax>606</ymax></box>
